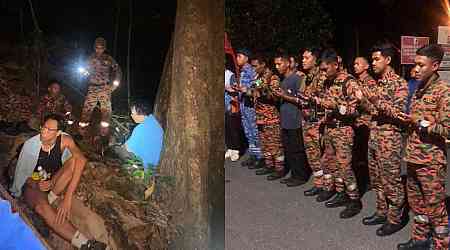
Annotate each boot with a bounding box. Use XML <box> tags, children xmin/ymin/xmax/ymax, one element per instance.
<box><xmin>249</xmin><ymin>159</ymin><xmax>265</xmax><ymax>169</ymax></box>
<box><xmin>362</xmin><ymin>212</ymin><xmax>387</xmax><ymax>226</ymax></box>
<box><xmin>376</xmin><ymin>213</ymin><xmax>409</xmax><ymax>236</ymax></box>
<box><xmin>304</xmin><ymin>186</ymin><xmax>323</xmax><ymax>196</ymax></box>
<box><xmin>255</xmin><ymin>168</ymin><xmax>274</xmax><ymax>175</ymax></box>
<box><xmin>280</xmin><ymin>176</ymin><xmax>294</xmax><ymax>184</ymax></box>
<box><xmin>267</xmin><ymin>170</ymin><xmax>286</xmax><ymax>181</ymax></box>
<box><xmin>397</xmin><ymin>238</ymin><xmax>431</xmax><ymax>250</ymax></box>
<box><xmin>241</xmin><ymin>155</ymin><xmax>256</xmax><ymax>167</ymax></box>
<box><xmin>80</xmin><ymin>239</ymin><xmax>107</xmax><ymax>250</ymax></box>
<box><xmin>285</xmin><ymin>178</ymin><xmax>307</xmax><ymax>187</ymax></box>
<box><xmin>339</xmin><ymin>199</ymin><xmax>362</xmax><ymax>219</ymax></box>
<box><xmin>316</xmin><ymin>190</ymin><xmax>336</xmax><ymax>202</ymax></box>
<box><xmin>325</xmin><ymin>192</ymin><xmax>349</xmax><ymax>208</ymax></box>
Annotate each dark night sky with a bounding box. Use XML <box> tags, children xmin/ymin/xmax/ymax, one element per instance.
<box><xmin>323</xmin><ymin>0</ymin><xmax>448</xmax><ymax>74</ymax></box>
<box><xmin>0</xmin><ymin>0</ymin><xmax>176</xmax><ymax>106</ymax></box>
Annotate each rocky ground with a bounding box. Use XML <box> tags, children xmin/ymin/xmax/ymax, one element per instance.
<box><xmin>0</xmin><ymin>53</ymin><xmax>175</xmax><ymax>249</ymax></box>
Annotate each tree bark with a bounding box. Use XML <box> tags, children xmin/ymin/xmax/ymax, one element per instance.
<box><xmin>154</xmin><ymin>0</ymin><xmax>224</xmax><ymax>249</ymax></box>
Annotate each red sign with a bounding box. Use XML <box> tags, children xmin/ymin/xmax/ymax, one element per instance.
<box><xmin>401</xmin><ymin>36</ymin><xmax>430</xmax><ymax>64</ymax></box>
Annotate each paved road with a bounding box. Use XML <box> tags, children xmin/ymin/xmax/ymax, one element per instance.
<box><xmin>225</xmin><ymin>158</ymin><xmax>410</xmax><ymax>250</ymax></box>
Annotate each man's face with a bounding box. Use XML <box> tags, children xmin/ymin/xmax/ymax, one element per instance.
<box><xmin>40</xmin><ymin>119</ymin><xmax>60</xmax><ymax>142</ymax></box>
<box><xmin>302</xmin><ymin>51</ymin><xmax>316</xmax><ymax>71</ymax></box>
<box><xmin>95</xmin><ymin>45</ymin><xmax>105</xmax><ymax>55</ymax></box>
<box><xmin>262</xmin><ymin>68</ymin><xmax>272</xmax><ymax>83</ymax></box>
<box><xmin>274</xmin><ymin>57</ymin><xmax>289</xmax><ymax>75</ymax></box>
<box><xmin>353</xmin><ymin>57</ymin><xmax>369</xmax><ymax>75</ymax></box>
<box><xmin>48</xmin><ymin>83</ymin><xmax>60</xmax><ymax>96</ymax></box>
<box><xmin>324</xmin><ymin>61</ymin><xmax>338</xmax><ymax>79</ymax></box>
<box><xmin>413</xmin><ymin>55</ymin><xmax>439</xmax><ymax>82</ymax></box>
<box><xmin>371</xmin><ymin>51</ymin><xmax>390</xmax><ymax>75</ymax></box>
<box><xmin>236</xmin><ymin>54</ymin><xmax>248</xmax><ymax>67</ymax></box>
<box><xmin>130</xmin><ymin>106</ymin><xmax>145</xmax><ymax>123</ymax></box>
<box><xmin>251</xmin><ymin>59</ymin><xmax>266</xmax><ymax>75</ymax></box>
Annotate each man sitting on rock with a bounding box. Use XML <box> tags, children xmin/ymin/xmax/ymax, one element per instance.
<box><xmin>10</xmin><ymin>114</ymin><xmax>106</xmax><ymax>250</ymax></box>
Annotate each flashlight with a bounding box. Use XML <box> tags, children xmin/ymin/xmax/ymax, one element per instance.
<box><xmin>77</xmin><ymin>67</ymin><xmax>89</xmax><ymax>76</ymax></box>
<box><xmin>113</xmin><ymin>80</ymin><xmax>120</xmax><ymax>87</ymax></box>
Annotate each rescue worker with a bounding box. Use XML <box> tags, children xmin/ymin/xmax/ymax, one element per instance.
<box><xmin>397</xmin><ymin>44</ymin><xmax>449</xmax><ymax>250</ymax></box>
<box><xmin>35</xmin><ymin>81</ymin><xmax>72</xmax><ymax>125</ymax></box>
<box><xmin>360</xmin><ymin>43</ymin><xmax>408</xmax><ymax>236</ymax></box>
<box><xmin>253</xmin><ymin>67</ymin><xmax>285</xmax><ymax>180</ymax></box>
<box><xmin>312</xmin><ymin>49</ymin><xmax>362</xmax><ymax>218</ymax></box>
<box><xmin>299</xmin><ymin>47</ymin><xmax>327</xmax><ymax>197</ymax></box>
<box><xmin>78</xmin><ymin>37</ymin><xmax>122</xmax><ymax>150</ymax></box>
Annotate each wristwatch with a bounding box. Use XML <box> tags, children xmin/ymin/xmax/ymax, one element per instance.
<box><xmin>417</xmin><ymin>119</ymin><xmax>430</xmax><ymax>133</ymax></box>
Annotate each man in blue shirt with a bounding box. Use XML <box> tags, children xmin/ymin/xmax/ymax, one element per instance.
<box><xmin>273</xmin><ymin>53</ymin><xmax>310</xmax><ymax>187</ymax></box>
<box><xmin>114</xmin><ymin>99</ymin><xmax>164</xmax><ymax>170</ymax></box>
<box><xmin>405</xmin><ymin>67</ymin><xmax>420</xmax><ymax>114</ymax></box>
<box><xmin>235</xmin><ymin>49</ymin><xmax>264</xmax><ymax>168</ymax></box>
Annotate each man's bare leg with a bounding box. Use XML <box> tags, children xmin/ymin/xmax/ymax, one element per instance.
<box><xmin>24</xmin><ymin>185</ymin><xmax>77</xmax><ymax>241</ymax></box>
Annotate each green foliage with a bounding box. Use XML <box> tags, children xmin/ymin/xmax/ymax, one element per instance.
<box><xmin>226</xmin><ymin>0</ymin><xmax>334</xmax><ymax>56</ymax></box>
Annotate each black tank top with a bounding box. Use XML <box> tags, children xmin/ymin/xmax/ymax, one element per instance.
<box><xmin>34</xmin><ymin>135</ymin><xmax>63</xmax><ymax>177</ymax></box>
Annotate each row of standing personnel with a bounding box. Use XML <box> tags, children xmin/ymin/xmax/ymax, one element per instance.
<box><xmin>229</xmin><ymin>43</ymin><xmax>449</xmax><ymax>250</ymax></box>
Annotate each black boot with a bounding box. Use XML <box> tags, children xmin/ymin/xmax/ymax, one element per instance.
<box><xmin>280</xmin><ymin>176</ymin><xmax>294</xmax><ymax>184</ymax></box>
<box><xmin>362</xmin><ymin>212</ymin><xmax>386</xmax><ymax>226</ymax></box>
<box><xmin>339</xmin><ymin>199</ymin><xmax>362</xmax><ymax>219</ymax></box>
<box><xmin>241</xmin><ymin>155</ymin><xmax>256</xmax><ymax>167</ymax></box>
<box><xmin>267</xmin><ymin>171</ymin><xmax>286</xmax><ymax>181</ymax></box>
<box><xmin>285</xmin><ymin>178</ymin><xmax>307</xmax><ymax>187</ymax></box>
<box><xmin>255</xmin><ymin>168</ymin><xmax>274</xmax><ymax>175</ymax></box>
<box><xmin>80</xmin><ymin>239</ymin><xmax>107</xmax><ymax>250</ymax></box>
<box><xmin>304</xmin><ymin>186</ymin><xmax>323</xmax><ymax>196</ymax></box>
<box><xmin>397</xmin><ymin>238</ymin><xmax>431</xmax><ymax>250</ymax></box>
<box><xmin>325</xmin><ymin>192</ymin><xmax>349</xmax><ymax>208</ymax></box>
<box><xmin>316</xmin><ymin>190</ymin><xmax>336</xmax><ymax>202</ymax></box>
<box><xmin>249</xmin><ymin>159</ymin><xmax>265</xmax><ymax>169</ymax></box>
<box><xmin>376</xmin><ymin>214</ymin><xmax>409</xmax><ymax>236</ymax></box>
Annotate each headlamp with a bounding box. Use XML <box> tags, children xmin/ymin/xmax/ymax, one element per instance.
<box><xmin>77</xmin><ymin>67</ymin><xmax>89</xmax><ymax>76</ymax></box>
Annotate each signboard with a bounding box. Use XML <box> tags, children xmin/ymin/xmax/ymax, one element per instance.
<box><xmin>400</xmin><ymin>36</ymin><xmax>430</xmax><ymax>64</ymax></box>
<box><xmin>438</xmin><ymin>26</ymin><xmax>450</xmax><ymax>44</ymax></box>
<box><xmin>438</xmin><ymin>44</ymin><xmax>450</xmax><ymax>70</ymax></box>
<box><xmin>438</xmin><ymin>26</ymin><xmax>450</xmax><ymax>82</ymax></box>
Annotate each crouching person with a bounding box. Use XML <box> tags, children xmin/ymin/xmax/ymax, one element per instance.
<box><xmin>112</xmin><ymin>99</ymin><xmax>164</xmax><ymax>199</ymax></box>
<box><xmin>10</xmin><ymin>114</ymin><xmax>106</xmax><ymax>250</ymax></box>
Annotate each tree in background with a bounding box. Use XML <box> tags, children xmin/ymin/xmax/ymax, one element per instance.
<box><xmin>154</xmin><ymin>0</ymin><xmax>224</xmax><ymax>249</ymax></box>
<box><xmin>226</xmin><ymin>0</ymin><xmax>334</xmax><ymax>55</ymax></box>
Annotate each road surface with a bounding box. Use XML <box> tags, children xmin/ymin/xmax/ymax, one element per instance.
<box><xmin>225</xmin><ymin>157</ymin><xmax>412</xmax><ymax>250</ymax></box>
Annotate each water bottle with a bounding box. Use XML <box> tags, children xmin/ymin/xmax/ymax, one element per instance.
<box><xmin>37</xmin><ymin>166</ymin><xmax>49</xmax><ymax>181</ymax></box>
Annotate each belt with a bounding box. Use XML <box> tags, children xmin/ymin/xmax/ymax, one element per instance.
<box><xmin>326</xmin><ymin>120</ymin><xmax>352</xmax><ymax>128</ymax></box>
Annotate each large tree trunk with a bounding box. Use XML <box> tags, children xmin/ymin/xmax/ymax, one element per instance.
<box><xmin>154</xmin><ymin>0</ymin><xmax>224</xmax><ymax>249</ymax></box>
